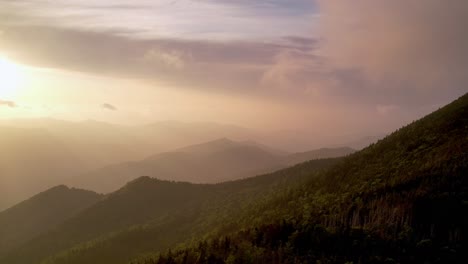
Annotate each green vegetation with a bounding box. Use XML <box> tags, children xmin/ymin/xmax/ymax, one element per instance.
<box><xmin>134</xmin><ymin>93</ymin><xmax>468</xmax><ymax>263</ymax></box>
<box><xmin>1</xmin><ymin>93</ymin><xmax>467</xmax><ymax>264</ymax></box>
<box><xmin>0</xmin><ymin>186</ymin><xmax>101</xmax><ymax>256</ymax></box>
<box><xmin>1</xmin><ymin>158</ymin><xmax>338</xmax><ymax>264</ymax></box>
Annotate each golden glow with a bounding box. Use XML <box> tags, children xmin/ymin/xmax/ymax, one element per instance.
<box><xmin>0</xmin><ymin>55</ymin><xmax>23</xmax><ymax>98</ymax></box>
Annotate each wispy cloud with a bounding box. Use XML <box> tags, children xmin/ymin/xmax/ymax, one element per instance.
<box><xmin>0</xmin><ymin>0</ymin><xmax>465</xmax><ymax>110</ymax></box>
<box><xmin>0</xmin><ymin>0</ymin><xmax>320</xmax><ymax>100</ymax></box>
<box><xmin>0</xmin><ymin>0</ymin><xmax>316</xmax><ymax>40</ymax></box>
<box><xmin>0</xmin><ymin>24</ymin><xmax>316</xmax><ymax>95</ymax></box>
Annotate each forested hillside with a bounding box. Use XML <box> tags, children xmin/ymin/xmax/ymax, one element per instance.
<box><xmin>1</xmin><ymin>94</ymin><xmax>466</xmax><ymax>264</ymax></box>
<box><xmin>133</xmin><ymin>93</ymin><xmax>468</xmax><ymax>263</ymax></box>
<box><xmin>2</xmin><ymin>0</ymin><xmax>465</xmax><ymax>263</ymax></box>
<box><xmin>0</xmin><ymin>159</ymin><xmax>338</xmax><ymax>264</ymax></box>
<box><xmin>0</xmin><ymin>186</ymin><xmax>101</xmax><ymax>256</ymax></box>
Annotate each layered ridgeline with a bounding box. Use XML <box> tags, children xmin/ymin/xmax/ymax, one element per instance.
<box><xmin>0</xmin><ymin>117</ymin><xmax>354</xmax><ymax>211</ymax></box>
<box><xmin>0</xmin><ymin>119</ymin><xmax>255</xmax><ymax>211</ymax></box>
<box><xmin>71</xmin><ymin>138</ymin><xmax>354</xmax><ymax>193</ymax></box>
<box><xmin>0</xmin><ymin>126</ymin><xmax>88</xmax><ymax>211</ymax></box>
<box><xmin>0</xmin><ymin>158</ymin><xmax>338</xmax><ymax>264</ymax></box>
<box><xmin>1</xmin><ymin>93</ymin><xmax>466</xmax><ymax>264</ymax></box>
<box><xmin>0</xmin><ymin>186</ymin><xmax>101</xmax><ymax>256</ymax></box>
<box><xmin>134</xmin><ymin>94</ymin><xmax>468</xmax><ymax>263</ymax></box>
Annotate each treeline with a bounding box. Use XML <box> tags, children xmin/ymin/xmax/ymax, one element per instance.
<box><xmin>4</xmin><ymin>94</ymin><xmax>467</xmax><ymax>264</ymax></box>
<box><xmin>21</xmin><ymin>159</ymin><xmax>339</xmax><ymax>264</ymax></box>
<box><xmin>134</xmin><ymin>94</ymin><xmax>468</xmax><ymax>263</ymax></box>
<box><xmin>142</xmin><ymin>222</ymin><xmax>463</xmax><ymax>264</ymax></box>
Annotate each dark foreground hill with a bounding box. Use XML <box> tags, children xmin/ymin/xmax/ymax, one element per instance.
<box><xmin>0</xmin><ymin>158</ymin><xmax>338</xmax><ymax>264</ymax></box>
<box><xmin>1</xmin><ymin>93</ymin><xmax>467</xmax><ymax>264</ymax></box>
<box><xmin>0</xmin><ymin>186</ymin><xmax>101</xmax><ymax>256</ymax></box>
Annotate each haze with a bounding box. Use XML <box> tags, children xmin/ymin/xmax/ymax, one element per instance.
<box><xmin>1</xmin><ymin>0</ymin><xmax>465</xmax><ymax>135</ymax></box>
<box><xmin>1</xmin><ymin>0</ymin><xmax>467</xmax><ymax>208</ymax></box>
<box><xmin>0</xmin><ymin>1</ymin><xmax>467</xmax><ymax>263</ymax></box>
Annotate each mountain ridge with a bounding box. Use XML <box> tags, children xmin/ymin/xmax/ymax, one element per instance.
<box><xmin>2</xmin><ymin>94</ymin><xmax>465</xmax><ymax>263</ymax></box>
<box><xmin>0</xmin><ymin>185</ymin><xmax>102</xmax><ymax>256</ymax></box>
<box><xmin>130</xmin><ymin>94</ymin><xmax>468</xmax><ymax>264</ymax></box>
<box><xmin>70</xmin><ymin>138</ymin><xmax>353</xmax><ymax>192</ymax></box>
<box><xmin>40</xmin><ymin>93</ymin><xmax>468</xmax><ymax>264</ymax></box>
<box><xmin>0</xmin><ymin>158</ymin><xmax>340</xmax><ymax>264</ymax></box>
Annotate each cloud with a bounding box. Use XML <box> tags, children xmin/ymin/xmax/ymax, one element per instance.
<box><xmin>0</xmin><ymin>0</ymin><xmax>320</xmax><ymax>99</ymax></box>
<box><xmin>0</xmin><ymin>0</ymin><xmax>465</xmax><ymax>110</ymax></box>
<box><xmin>0</xmin><ymin>99</ymin><xmax>16</xmax><ymax>108</ymax></box>
<box><xmin>143</xmin><ymin>48</ymin><xmax>187</xmax><ymax>70</ymax></box>
<box><xmin>201</xmin><ymin>0</ymin><xmax>316</xmax><ymax>16</ymax></box>
<box><xmin>102</xmin><ymin>103</ymin><xmax>117</xmax><ymax>111</ymax></box>
<box><xmin>316</xmin><ymin>0</ymin><xmax>468</xmax><ymax>93</ymax></box>
<box><xmin>0</xmin><ymin>0</ymin><xmax>315</xmax><ymax>41</ymax></box>
<box><xmin>0</xmin><ymin>24</ymin><xmax>300</xmax><ymax>94</ymax></box>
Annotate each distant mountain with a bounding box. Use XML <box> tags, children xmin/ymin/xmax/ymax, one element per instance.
<box><xmin>145</xmin><ymin>137</ymin><xmax>253</xmax><ymax>157</ymax></box>
<box><xmin>137</xmin><ymin>93</ymin><xmax>468</xmax><ymax>264</ymax></box>
<box><xmin>0</xmin><ymin>118</ymin><xmax>163</xmax><ymax>169</ymax></box>
<box><xmin>4</xmin><ymin>93</ymin><xmax>464</xmax><ymax>264</ymax></box>
<box><xmin>0</xmin><ymin>186</ymin><xmax>101</xmax><ymax>256</ymax></box>
<box><xmin>71</xmin><ymin>138</ymin><xmax>352</xmax><ymax>193</ymax></box>
<box><xmin>0</xmin><ymin>126</ymin><xmax>89</xmax><ymax>211</ymax></box>
<box><xmin>140</xmin><ymin>121</ymin><xmax>254</xmax><ymax>150</ymax></box>
<box><xmin>0</xmin><ymin>119</ymin><xmax>256</xmax><ymax>210</ymax></box>
<box><xmin>0</xmin><ymin>119</ymin><xmax>259</xmax><ymax>167</ymax></box>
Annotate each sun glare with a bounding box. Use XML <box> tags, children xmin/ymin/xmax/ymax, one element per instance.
<box><xmin>0</xmin><ymin>55</ymin><xmax>24</xmax><ymax>98</ymax></box>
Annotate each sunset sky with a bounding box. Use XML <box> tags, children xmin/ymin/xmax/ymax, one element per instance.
<box><xmin>0</xmin><ymin>0</ymin><xmax>466</xmax><ymax>138</ymax></box>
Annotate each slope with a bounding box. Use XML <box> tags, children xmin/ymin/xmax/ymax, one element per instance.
<box><xmin>5</xmin><ymin>93</ymin><xmax>467</xmax><ymax>264</ymax></box>
<box><xmin>284</xmin><ymin>146</ymin><xmax>355</xmax><ymax>166</ymax></box>
<box><xmin>1</xmin><ymin>159</ymin><xmax>339</xmax><ymax>264</ymax></box>
<box><xmin>134</xmin><ymin>93</ymin><xmax>468</xmax><ymax>263</ymax></box>
<box><xmin>0</xmin><ymin>186</ymin><xmax>101</xmax><ymax>256</ymax></box>
<box><xmin>71</xmin><ymin>138</ymin><xmax>352</xmax><ymax>193</ymax></box>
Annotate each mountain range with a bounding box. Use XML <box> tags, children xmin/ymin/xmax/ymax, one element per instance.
<box><xmin>70</xmin><ymin>138</ymin><xmax>354</xmax><ymax>193</ymax></box>
<box><xmin>0</xmin><ymin>93</ymin><xmax>466</xmax><ymax>263</ymax></box>
<box><xmin>0</xmin><ymin>118</ymin><xmax>336</xmax><ymax>210</ymax></box>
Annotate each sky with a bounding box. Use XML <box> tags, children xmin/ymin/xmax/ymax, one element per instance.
<box><xmin>0</xmin><ymin>0</ymin><xmax>467</xmax><ymax>141</ymax></box>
